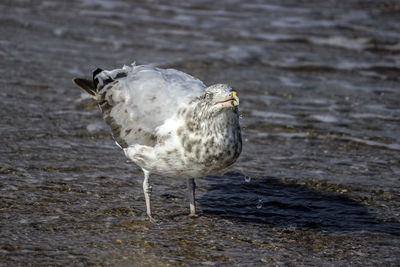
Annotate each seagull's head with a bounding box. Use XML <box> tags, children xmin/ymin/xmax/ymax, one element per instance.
<box><xmin>201</xmin><ymin>84</ymin><xmax>239</xmax><ymax>113</ymax></box>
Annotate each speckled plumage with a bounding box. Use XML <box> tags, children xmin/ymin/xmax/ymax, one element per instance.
<box><xmin>73</xmin><ymin>63</ymin><xmax>242</xmax><ymax>220</ymax></box>
<box><xmin>124</xmin><ymin>83</ymin><xmax>242</xmax><ymax>178</ymax></box>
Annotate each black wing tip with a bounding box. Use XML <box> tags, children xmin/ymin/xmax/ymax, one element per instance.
<box><xmin>93</xmin><ymin>68</ymin><xmax>103</xmax><ymax>78</ymax></box>
<box><xmin>93</xmin><ymin>68</ymin><xmax>103</xmax><ymax>89</ymax></box>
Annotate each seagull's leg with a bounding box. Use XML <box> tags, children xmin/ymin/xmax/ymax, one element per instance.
<box><xmin>142</xmin><ymin>169</ymin><xmax>156</xmax><ymax>222</ymax></box>
<box><xmin>187</xmin><ymin>178</ymin><xmax>196</xmax><ymax>216</ymax></box>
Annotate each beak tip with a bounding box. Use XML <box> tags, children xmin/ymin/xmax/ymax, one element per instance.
<box><xmin>232</xmin><ymin>91</ymin><xmax>239</xmax><ymax>106</ymax></box>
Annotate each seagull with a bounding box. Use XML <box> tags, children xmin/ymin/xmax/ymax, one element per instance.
<box><xmin>73</xmin><ymin>63</ymin><xmax>242</xmax><ymax>221</ymax></box>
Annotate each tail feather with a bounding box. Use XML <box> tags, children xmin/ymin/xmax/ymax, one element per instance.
<box><xmin>72</xmin><ymin>78</ymin><xmax>96</xmax><ymax>96</ymax></box>
<box><xmin>73</xmin><ymin>68</ymin><xmax>103</xmax><ymax>96</ymax></box>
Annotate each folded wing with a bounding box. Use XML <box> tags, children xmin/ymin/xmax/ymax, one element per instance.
<box><xmin>74</xmin><ymin>64</ymin><xmax>206</xmax><ymax>148</ymax></box>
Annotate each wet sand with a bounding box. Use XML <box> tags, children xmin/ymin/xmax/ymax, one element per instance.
<box><xmin>1</xmin><ymin>0</ymin><xmax>399</xmax><ymax>266</ymax></box>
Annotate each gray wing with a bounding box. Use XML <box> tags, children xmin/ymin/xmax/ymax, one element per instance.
<box><xmin>94</xmin><ymin>63</ymin><xmax>206</xmax><ymax>148</ymax></box>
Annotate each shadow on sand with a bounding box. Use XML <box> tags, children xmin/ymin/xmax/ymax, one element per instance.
<box><xmin>199</xmin><ymin>172</ymin><xmax>400</xmax><ymax>236</ymax></box>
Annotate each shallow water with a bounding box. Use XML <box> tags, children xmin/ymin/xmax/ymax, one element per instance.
<box><xmin>1</xmin><ymin>0</ymin><xmax>400</xmax><ymax>266</ymax></box>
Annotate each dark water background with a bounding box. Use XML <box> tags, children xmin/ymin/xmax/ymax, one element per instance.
<box><xmin>1</xmin><ymin>0</ymin><xmax>400</xmax><ymax>266</ymax></box>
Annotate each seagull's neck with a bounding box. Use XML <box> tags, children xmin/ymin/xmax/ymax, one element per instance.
<box><xmin>200</xmin><ymin>109</ymin><xmax>239</xmax><ymax>135</ymax></box>
<box><xmin>174</xmin><ymin>103</ymin><xmax>242</xmax><ymax>170</ymax></box>
<box><xmin>178</xmin><ymin>102</ymin><xmax>240</xmax><ymax>137</ymax></box>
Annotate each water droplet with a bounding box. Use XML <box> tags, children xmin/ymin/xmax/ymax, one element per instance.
<box><xmin>245</xmin><ymin>138</ymin><xmax>249</xmax><ymax>142</ymax></box>
<box><xmin>239</xmin><ymin>114</ymin><xmax>244</xmax><ymax>120</ymax></box>
<box><xmin>257</xmin><ymin>199</ymin><xmax>263</xmax><ymax>209</ymax></box>
<box><xmin>244</xmin><ymin>176</ymin><xmax>251</xmax><ymax>182</ymax></box>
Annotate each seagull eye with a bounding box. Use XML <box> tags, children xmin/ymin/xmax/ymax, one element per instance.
<box><xmin>205</xmin><ymin>93</ymin><xmax>212</xmax><ymax>99</ymax></box>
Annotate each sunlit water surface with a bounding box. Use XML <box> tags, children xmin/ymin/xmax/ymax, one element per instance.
<box><xmin>1</xmin><ymin>0</ymin><xmax>399</xmax><ymax>265</ymax></box>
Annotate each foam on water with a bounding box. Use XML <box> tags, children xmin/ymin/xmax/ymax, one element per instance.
<box><xmin>309</xmin><ymin>114</ymin><xmax>339</xmax><ymax>123</ymax></box>
<box><xmin>252</xmin><ymin>110</ymin><xmax>296</xmax><ymax>120</ymax></box>
<box><xmin>308</xmin><ymin>36</ymin><xmax>372</xmax><ymax>51</ymax></box>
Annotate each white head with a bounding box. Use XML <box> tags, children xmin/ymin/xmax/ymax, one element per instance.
<box><xmin>201</xmin><ymin>84</ymin><xmax>239</xmax><ymax>112</ymax></box>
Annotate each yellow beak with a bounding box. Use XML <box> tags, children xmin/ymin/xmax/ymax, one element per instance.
<box><xmin>232</xmin><ymin>91</ymin><xmax>239</xmax><ymax>107</ymax></box>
